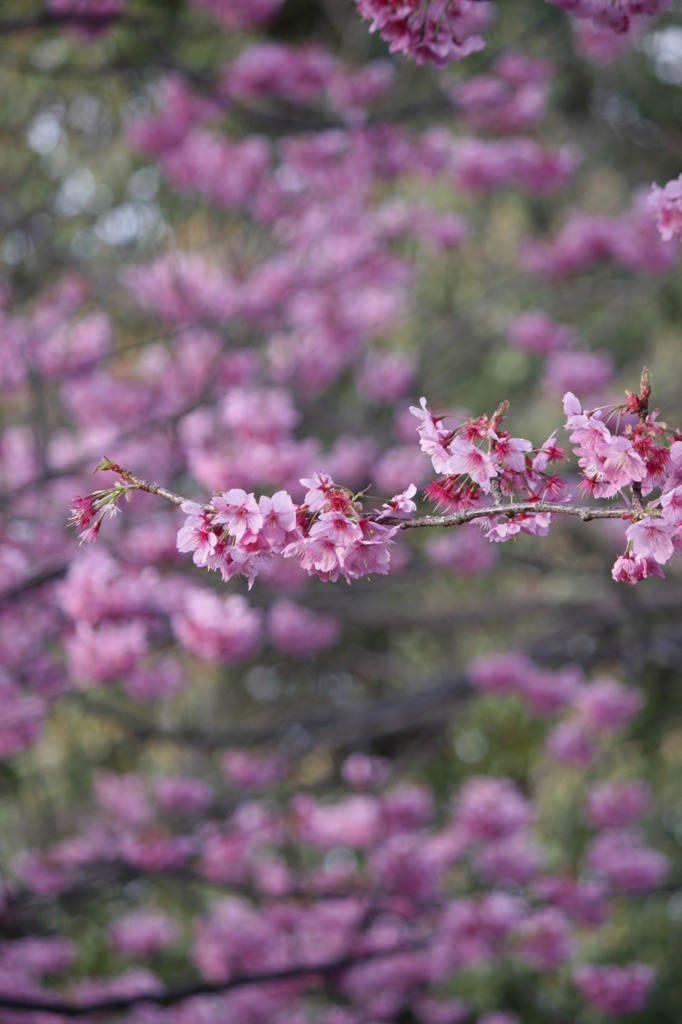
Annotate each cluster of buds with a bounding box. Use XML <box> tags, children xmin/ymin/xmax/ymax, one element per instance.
<box><xmin>67</xmin><ymin>460</ymin><xmax>133</xmax><ymax>542</ymax></box>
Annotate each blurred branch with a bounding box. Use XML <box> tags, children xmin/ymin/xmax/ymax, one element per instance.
<box><xmin>0</xmin><ymin>940</ymin><xmax>428</xmax><ymax>1016</ymax></box>
<box><xmin>72</xmin><ymin>670</ymin><xmax>472</xmax><ymax>752</ymax></box>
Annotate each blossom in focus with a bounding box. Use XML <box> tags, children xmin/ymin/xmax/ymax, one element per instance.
<box><xmin>626</xmin><ymin>516</ymin><xmax>676</xmax><ymax>565</ymax></box>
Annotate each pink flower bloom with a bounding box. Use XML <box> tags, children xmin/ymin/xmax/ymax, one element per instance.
<box><xmin>222</xmin><ymin>751</ymin><xmax>287</xmax><ymax>787</ymax></box>
<box><xmin>227</xmin><ymin>530</ymin><xmax>273</xmax><ymax>589</ymax></box>
<box><xmin>309</xmin><ymin>510</ymin><xmax>363</xmax><ymax>546</ymax></box>
<box><xmin>67</xmin><ymin>622</ymin><xmax>147</xmax><ymax>684</ymax></box>
<box><xmin>661</xmin><ymin>485</ymin><xmax>682</xmax><ymax>525</ymax></box>
<box><xmin>212</xmin><ymin>489</ymin><xmax>263</xmax><ymax>541</ymax></box>
<box><xmin>108</xmin><ymin>910</ymin><xmax>180</xmax><ymax>958</ymax></box>
<box><xmin>258</xmin><ymin>491</ymin><xmax>298</xmax><ymax>547</ymax></box>
<box><xmin>409</xmin><ymin>396</ymin><xmax>445</xmax><ymax>435</ymax></box>
<box><xmin>68</xmin><ymin>494</ymin><xmax>97</xmax><ymax>532</ymax></box>
<box><xmin>650</xmin><ymin>173</ymin><xmax>682</xmax><ymax>242</ymax></box>
<box><xmin>426</xmin><ymin>527</ymin><xmax>498</xmax><ymax>574</ymax></box>
<box><xmin>598</xmin><ymin>435</ymin><xmax>646</xmax><ymax>489</ymax></box>
<box><xmin>454</xmin><ymin>776</ymin><xmax>534</xmax><ymax>842</ymax></box>
<box><xmin>519</xmin><ymin>665</ymin><xmax>581</xmax><ymax>715</ymax></box>
<box><xmin>0</xmin><ymin>675</ymin><xmax>45</xmax><ymax>759</ymax></box>
<box><xmin>292</xmin><ymin>793</ymin><xmax>382</xmax><ymax>848</ymax></box>
<box><xmin>545</xmin><ymin>720</ymin><xmax>596</xmax><ymax>766</ymax></box>
<box><xmin>189</xmin><ymin>0</ymin><xmax>283</xmax><ymax>29</ymax></box>
<box><xmin>355</xmin><ymin>0</ymin><xmax>488</xmax><ymax>68</ymax></box>
<box><xmin>447</xmin><ymin>437</ymin><xmax>498</xmax><ymax>492</ymax></box>
<box><xmin>515</xmin><ymin>908</ymin><xmax>572</xmax><ymax>969</ymax></box>
<box><xmin>412</xmin><ymin>995</ymin><xmax>469</xmax><ymax>1024</ymax></box>
<box><xmin>611</xmin><ymin>551</ymin><xmax>651</xmax><ymax>583</ymax></box>
<box><xmin>532</xmin><ymin>431</ymin><xmax>567</xmax><ymax>472</ymax></box>
<box><xmin>172</xmin><ymin>590</ymin><xmax>262</xmax><ymax>662</ymax></box>
<box><xmin>284</xmin><ymin>534</ymin><xmax>343</xmax><ymax>581</ymax></box>
<box><xmin>356</xmin><ymin>351</ymin><xmax>416</xmax><ymax>404</ymax></box>
<box><xmin>576</xmin><ymin>677</ymin><xmax>643</xmax><ymax>732</ymax></box>
<box><xmin>1</xmin><ymin>936</ymin><xmax>74</xmax><ymax>976</ymax></box>
<box><xmin>410</xmin><ymin>398</ymin><xmax>453</xmax><ymax>474</ymax></box>
<box><xmin>490</xmin><ymin>432</ymin><xmax>532</xmax><ymax>473</ymax></box>
<box><xmin>533</xmin><ymin>875</ymin><xmax>606</xmax><ymax>926</ymax></box>
<box><xmin>505</xmin><ymin>311</ymin><xmax>575</xmax><ymax>353</ymax></box>
<box><xmin>584</xmin><ymin>779</ymin><xmax>649</xmax><ymax>829</ymax></box>
<box><xmin>485</xmin><ymin>511</ymin><xmax>552</xmax><ymax>542</ymax></box>
<box><xmin>544</xmin><ymin>349</ymin><xmax>614</xmax><ymax>397</ymax></box>
<box><xmin>300</xmin><ymin>471</ymin><xmax>336</xmax><ymax>512</ymax></box>
<box><xmin>379</xmin><ymin>483</ymin><xmax>417</xmax><ymax>518</ymax></box>
<box><xmin>341</xmin><ymin>753</ymin><xmax>391</xmax><ymax>789</ymax></box>
<box><xmin>153</xmin><ymin>776</ymin><xmax>214</xmax><ymax>813</ymax></box>
<box><xmin>585</xmin><ymin>829</ymin><xmax>668</xmax><ymax>891</ymax></box>
<box><xmin>475</xmin><ymin>833</ymin><xmax>541</xmax><ymax>885</ymax></box>
<box><xmin>176</xmin><ymin>500</ymin><xmax>219</xmax><ymax>567</ymax></box>
<box><xmin>574</xmin><ymin>962</ymin><xmax>655</xmax><ymax>1016</ymax></box>
<box><xmin>626</xmin><ymin>516</ymin><xmax>676</xmax><ymax>564</ymax></box>
<box><xmin>340</xmin><ymin>519</ymin><xmax>399</xmax><ymax>580</ymax></box>
<box><xmin>267</xmin><ymin>599</ymin><xmax>338</xmax><ymax>656</ymax></box>
<box><xmin>468</xmin><ymin>651</ymin><xmax>536</xmax><ymax>693</ymax></box>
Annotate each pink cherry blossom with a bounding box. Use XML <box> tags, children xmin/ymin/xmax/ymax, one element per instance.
<box><xmin>447</xmin><ymin>437</ymin><xmax>498</xmax><ymax>492</ymax></box>
<box><xmin>574</xmin><ymin>962</ymin><xmax>655</xmax><ymax>1015</ymax></box>
<box><xmin>626</xmin><ymin>516</ymin><xmax>676</xmax><ymax>564</ymax></box>
<box><xmin>584</xmin><ymin>779</ymin><xmax>649</xmax><ymax>829</ymax></box>
<box><xmin>171</xmin><ymin>590</ymin><xmax>262</xmax><ymax>662</ymax></box>
<box><xmin>650</xmin><ymin>172</ymin><xmax>682</xmax><ymax>242</ymax></box>
<box><xmin>267</xmin><ymin>599</ymin><xmax>339</xmax><ymax>656</ymax></box>
<box><xmin>515</xmin><ymin>908</ymin><xmax>572</xmax><ymax>969</ymax></box>
<box><xmin>576</xmin><ymin>677</ymin><xmax>643</xmax><ymax>732</ymax></box>
<box><xmin>212</xmin><ymin>489</ymin><xmax>263</xmax><ymax>541</ymax></box>
<box><xmin>108</xmin><ymin>909</ymin><xmax>181</xmax><ymax>958</ymax></box>
<box><xmin>258</xmin><ymin>491</ymin><xmax>298</xmax><ymax>547</ymax></box>
<box><xmin>585</xmin><ymin>829</ymin><xmax>668</xmax><ymax>891</ymax></box>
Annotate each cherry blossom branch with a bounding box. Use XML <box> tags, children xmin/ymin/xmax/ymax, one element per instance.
<box><xmin>95</xmin><ymin>459</ymin><xmax>196</xmax><ymax>508</ymax></box>
<box><xmin>0</xmin><ymin>941</ymin><xmax>428</xmax><ymax>1017</ymax></box>
<box><xmin>90</xmin><ymin>460</ymin><xmax>632</xmax><ymax>528</ymax></box>
<box><xmin>390</xmin><ymin>500</ymin><xmax>632</xmax><ymax>529</ymax></box>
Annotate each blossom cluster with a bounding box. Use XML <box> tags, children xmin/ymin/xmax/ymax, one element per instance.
<box><xmin>563</xmin><ymin>390</ymin><xmax>682</xmax><ymax>581</ymax></box>
<box><xmin>175</xmin><ymin>476</ymin><xmax>415</xmax><ymax>588</ymax></box>
<box><xmin>412</xmin><ymin>395</ymin><xmax>567</xmax><ymax>541</ymax></box>
<box><xmin>9</xmin><ymin>661</ymin><xmax>661</xmax><ymax>1021</ymax></box>
<box><xmin>354</xmin><ymin>0</ymin><xmax>491</xmax><ymax>68</ymax></box>
<box><xmin>354</xmin><ymin>0</ymin><xmax>670</xmax><ymax>69</ymax></box>
<box><xmin>69</xmin><ymin>378</ymin><xmax>682</xmax><ymax>587</ymax></box>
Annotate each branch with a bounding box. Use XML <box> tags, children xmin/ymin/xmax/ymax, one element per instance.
<box><xmin>98</xmin><ymin>464</ymin><xmax>632</xmax><ymax>527</ymax></box>
<box><xmin>0</xmin><ymin>12</ymin><xmax>125</xmax><ymax>35</ymax></box>
<box><xmin>98</xmin><ymin>461</ymin><xmax>197</xmax><ymax>509</ymax></box>
<box><xmin>0</xmin><ymin>941</ymin><xmax>427</xmax><ymax>1017</ymax></box>
<box><xmin>392</xmin><ymin>500</ymin><xmax>631</xmax><ymax>529</ymax></box>
<box><xmin>70</xmin><ymin>671</ymin><xmax>472</xmax><ymax>752</ymax></box>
